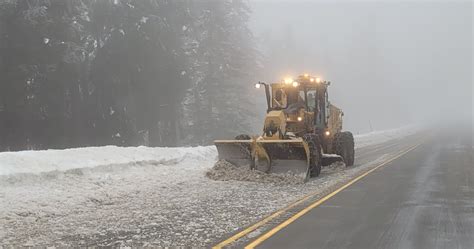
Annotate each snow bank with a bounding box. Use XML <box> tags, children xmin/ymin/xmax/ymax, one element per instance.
<box><xmin>354</xmin><ymin>125</ymin><xmax>419</xmax><ymax>148</ymax></box>
<box><xmin>0</xmin><ymin>125</ymin><xmax>418</xmax><ymax>176</ymax></box>
<box><xmin>0</xmin><ymin>145</ymin><xmax>216</xmax><ymax>176</ymax></box>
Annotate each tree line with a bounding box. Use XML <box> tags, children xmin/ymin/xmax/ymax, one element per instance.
<box><xmin>0</xmin><ymin>0</ymin><xmax>259</xmax><ymax>151</ymax></box>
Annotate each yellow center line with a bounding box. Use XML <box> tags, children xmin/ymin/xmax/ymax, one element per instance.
<box><xmin>212</xmin><ymin>189</ymin><xmax>316</xmax><ymax>248</ymax></box>
<box><xmin>213</xmin><ymin>140</ymin><xmax>425</xmax><ymax>249</ymax></box>
<box><xmin>244</xmin><ymin>141</ymin><xmax>424</xmax><ymax>249</ymax></box>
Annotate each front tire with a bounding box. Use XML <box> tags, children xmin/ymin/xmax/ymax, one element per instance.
<box><xmin>235</xmin><ymin>134</ymin><xmax>251</xmax><ymax>140</ymax></box>
<box><xmin>303</xmin><ymin>134</ymin><xmax>322</xmax><ymax>177</ymax></box>
<box><xmin>234</xmin><ymin>134</ymin><xmax>254</xmax><ymax>169</ymax></box>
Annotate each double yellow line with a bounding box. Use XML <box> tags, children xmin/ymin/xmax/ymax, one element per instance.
<box><xmin>213</xmin><ymin>141</ymin><xmax>424</xmax><ymax>249</ymax></box>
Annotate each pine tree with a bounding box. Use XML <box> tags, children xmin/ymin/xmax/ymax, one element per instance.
<box><xmin>0</xmin><ymin>0</ymin><xmax>91</xmax><ymax>150</ymax></box>
<box><xmin>0</xmin><ymin>0</ymin><xmax>260</xmax><ymax>150</ymax></box>
<box><xmin>88</xmin><ymin>0</ymin><xmax>192</xmax><ymax>146</ymax></box>
<box><xmin>182</xmin><ymin>0</ymin><xmax>260</xmax><ymax>145</ymax></box>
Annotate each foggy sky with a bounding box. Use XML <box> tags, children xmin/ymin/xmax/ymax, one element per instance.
<box><xmin>249</xmin><ymin>0</ymin><xmax>472</xmax><ymax>134</ymax></box>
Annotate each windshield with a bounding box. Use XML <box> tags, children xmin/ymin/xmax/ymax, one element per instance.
<box><xmin>272</xmin><ymin>87</ymin><xmax>318</xmax><ymax>113</ymax></box>
<box><xmin>273</xmin><ymin>89</ymin><xmax>287</xmax><ymax>108</ymax></box>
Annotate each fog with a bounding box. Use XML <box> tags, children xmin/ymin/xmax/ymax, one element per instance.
<box><xmin>0</xmin><ymin>0</ymin><xmax>471</xmax><ymax>151</ymax></box>
<box><xmin>249</xmin><ymin>0</ymin><xmax>472</xmax><ymax>134</ymax></box>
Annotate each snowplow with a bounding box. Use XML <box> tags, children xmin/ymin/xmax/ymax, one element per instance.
<box><xmin>214</xmin><ymin>74</ymin><xmax>355</xmax><ymax>182</ymax></box>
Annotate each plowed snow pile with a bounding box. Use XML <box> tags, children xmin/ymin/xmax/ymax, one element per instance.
<box><xmin>0</xmin><ymin>145</ymin><xmax>215</xmax><ymax>176</ymax></box>
<box><xmin>206</xmin><ymin>160</ymin><xmax>305</xmax><ymax>184</ymax></box>
<box><xmin>322</xmin><ymin>161</ymin><xmax>346</xmax><ymax>174</ymax></box>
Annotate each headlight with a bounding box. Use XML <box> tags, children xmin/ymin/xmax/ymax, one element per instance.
<box><xmin>316</xmin><ymin>77</ymin><xmax>321</xmax><ymax>84</ymax></box>
<box><xmin>284</xmin><ymin>78</ymin><xmax>293</xmax><ymax>84</ymax></box>
<box><xmin>297</xmin><ymin>116</ymin><xmax>303</xmax><ymax>121</ymax></box>
<box><xmin>325</xmin><ymin>131</ymin><xmax>330</xmax><ymax>136</ymax></box>
<box><xmin>255</xmin><ymin>83</ymin><xmax>261</xmax><ymax>89</ymax></box>
<box><xmin>292</xmin><ymin>81</ymin><xmax>299</xmax><ymax>87</ymax></box>
<box><xmin>310</xmin><ymin>78</ymin><xmax>315</xmax><ymax>82</ymax></box>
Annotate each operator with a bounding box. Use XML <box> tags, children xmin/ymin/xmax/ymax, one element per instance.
<box><xmin>273</xmin><ymin>89</ymin><xmax>287</xmax><ymax>108</ymax></box>
<box><xmin>307</xmin><ymin>92</ymin><xmax>316</xmax><ymax>112</ymax></box>
<box><xmin>284</xmin><ymin>92</ymin><xmax>305</xmax><ymax>114</ymax></box>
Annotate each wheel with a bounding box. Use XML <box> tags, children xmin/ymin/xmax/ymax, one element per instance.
<box><xmin>254</xmin><ymin>155</ymin><xmax>271</xmax><ymax>173</ymax></box>
<box><xmin>235</xmin><ymin>134</ymin><xmax>251</xmax><ymax>140</ymax></box>
<box><xmin>235</xmin><ymin>134</ymin><xmax>252</xmax><ymax>152</ymax></box>
<box><xmin>333</xmin><ymin>132</ymin><xmax>355</xmax><ymax>166</ymax></box>
<box><xmin>234</xmin><ymin>134</ymin><xmax>254</xmax><ymax>169</ymax></box>
<box><xmin>345</xmin><ymin>132</ymin><xmax>355</xmax><ymax>166</ymax></box>
<box><xmin>303</xmin><ymin>134</ymin><xmax>322</xmax><ymax>177</ymax></box>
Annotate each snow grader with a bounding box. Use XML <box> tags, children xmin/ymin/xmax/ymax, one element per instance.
<box><xmin>214</xmin><ymin>74</ymin><xmax>355</xmax><ymax>182</ymax></box>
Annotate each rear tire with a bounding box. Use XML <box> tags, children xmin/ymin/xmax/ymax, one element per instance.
<box><xmin>303</xmin><ymin>134</ymin><xmax>322</xmax><ymax>177</ymax></box>
<box><xmin>235</xmin><ymin>134</ymin><xmax>252</xmax><ymax>151</ymax></box>
<box><xmin>333</xmin><ymin>132</ymin><xmax>355</xmax><ymax>166</ymax></box>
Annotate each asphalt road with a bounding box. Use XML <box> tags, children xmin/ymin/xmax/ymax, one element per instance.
<box><xmin>254</xmin><ymin>129</ymin><xmax>474</xmax><ymax>249</ymax></box>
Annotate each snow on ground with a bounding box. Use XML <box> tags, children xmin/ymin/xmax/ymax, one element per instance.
<box><xmin>0</xmin><ymin>125</ymin><xmax>417</xmax><ymax>177</ymax></box>
<box><xmin>354</xmin><ymin>125</ymin><xmax>418</xmax><ymax>148</ymax></box>
<box><xmin>0</xmin><ymin>126</ymin><xmax>420</xmax><ymax>247</ymax></box>
<box><xmin>0</xmin><ymin>146</ymin><xmax>215</xmax><ymax>176</ymax></box>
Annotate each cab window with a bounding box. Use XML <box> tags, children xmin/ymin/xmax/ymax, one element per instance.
<box><xmin>307</xmin><ymin>90</ymin><xmax>317</xmax><ymax>112</ymax></box>
<box><xmin>273</xmin><ymin>89</ymin><xmax>287</xmax><ymax>108</ymax></box>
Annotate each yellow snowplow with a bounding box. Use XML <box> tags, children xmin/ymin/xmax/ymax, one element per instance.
<box><xmin>214</xmin><ymin>74</ymin><xmax>354</xmax><ymax>182</ymax></box>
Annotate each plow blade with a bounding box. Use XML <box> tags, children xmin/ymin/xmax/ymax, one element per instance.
<box><xmin>255</xmin><ymin>139</ymin><xmax>311</xmax><ymax>182</ymax></box>
<box><xmin>214</xmin><ymin>140</ymin><xmax>254</xmax><ymax>168</ymax></box>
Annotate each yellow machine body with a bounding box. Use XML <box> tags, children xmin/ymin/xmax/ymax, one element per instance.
<box><xmin>214</xmin><ymin>74</ymin><xmax>346</xmax><ymax>182</ymax></box>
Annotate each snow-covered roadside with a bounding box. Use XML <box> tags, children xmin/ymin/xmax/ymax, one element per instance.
<box><xmin>0</xmin><ymin>146</ymin><xmax>216</xmax><ymax>176</ymax></box>
<box><xmin>354</xmin><ymin>125</ymin><xmax>418</xmax><ymax>148</ymax></box>
<box><xmin>0</xmin><ymin>125</ymin><xmax>417</xmax><ymax>177</ymax></box>
<box><xmin>0</xmin><ymin>126</ymin><xmax>420</xmax><ymax>247</ymax></box>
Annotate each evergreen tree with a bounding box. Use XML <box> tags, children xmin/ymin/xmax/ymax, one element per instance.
<box><xmin>88</xmin><ymin>0</ymin><xmax>192</xmax><ymax>146</ymax></box>
<box><xmin>0</xmin><ymin>0</ymin><xmax>90</xmax><ymax>150</ymax></box>
<box><xmin>182</xmin><ymin>0</ymin><xmax>260</xmax><ymax>145</ymax></box>
<box><xmin>0</xmin><ymin>0</ymin><xmax>260</xmax><ymax>150</ymax></box>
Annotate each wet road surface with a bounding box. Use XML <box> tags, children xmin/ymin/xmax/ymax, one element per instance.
<box><xmin>255</xmin><ymin>129</ymin><xmax>474</xmax><ymax>249</ymax></box>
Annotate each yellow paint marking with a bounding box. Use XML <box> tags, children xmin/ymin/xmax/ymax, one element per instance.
<box><xmin>212</xmin><ymin>191</ymin><xmax>315</xmax><ymax>249</ymax></box>
<box><xmin>245</xmin><ymin>142</ymin><xmax>424</xmax><ymax>249</ymax></box>
<box><xmin>213</xmin><ymin>141</ymin><xmax>424</xmax><ymax>249</ymax></box>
